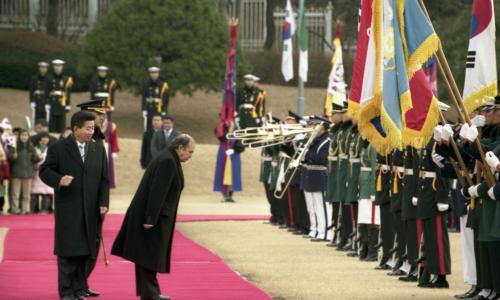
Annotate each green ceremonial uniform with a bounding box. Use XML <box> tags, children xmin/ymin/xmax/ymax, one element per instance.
<box><xmin>345</xmin><ymin>125</ymin><xmax>362</xmax><ymax>204</ymax></box>
<box><xmin>326</xmin><ymin>123</ymin><xmax>342</xmax><ymax>203</ymax></box>
<box><xmin>359</xmin><ymin>142</ymin><xmax>377</xmax><ymax>200</ymax></box>
<box><xmin>334</xmin><ymin>122</ymin><xmax>353</xmax><ymax>203</ymax></box>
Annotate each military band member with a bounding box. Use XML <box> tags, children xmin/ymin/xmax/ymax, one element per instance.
<box><xmin>47</xmin><ymin>59</ymin><xmax>73</xmax><ymax>133</ymax></box>
<box><xmin>357</xmin><ymin>140</ymin><xmax>380</xmax><ymax>261</ymax></box>
<box><xmin>29</xmin><ymin>62</ymin><xmax>49</xmax><ymax>122</ymax></box>
<box><xmin>142</xmin><ymin>67</ymin><xmax>170</xmax><ymax>131</ymax></box>
<box><xmin>237</xmin><ymin>74</ymin><xmax>266</xmax><ymax>129</ymax></box>
<box><xmin>260</xmin><ymin>117</ymin><xmax>279</xmax><ymax>224</ymax></box>
<box><xmin>90</xmin><ymin>66</ymin><xmax>118</xmax><ymax>116</ymax></box>
<box><xmin>301</xmin><ymin>117</ymin><xmax>331</xmax><ymax>241</ymax></box>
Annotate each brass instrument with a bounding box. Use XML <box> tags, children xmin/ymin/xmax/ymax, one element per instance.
<box><xmin>274</xmin><ymin>126</ymin><xmax>321</xmax><ymax>199</ymax></box>
<box><xmin>227</xmin><ymin>123</ymin><xmax>312</xmax><ymax>149</ymax></box>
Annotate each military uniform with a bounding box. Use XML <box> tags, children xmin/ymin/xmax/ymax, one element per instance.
<box><xmin>260</xmin><ymin>147</ymin><xmax>278</xmax><ymax>223</ymax></box>
<box><xmin>47</xmin><ymin>72</ymin><xmax>73</xmax><ymax>133</ymax></box>
<box><xmin>29</xmin><ymin>70</ymin><xmax>49</xmax><ymax>121</ymax></box>
<box><xmin>302</xmin><ymin>131</ymin><xmax>331</xmax><ymax>240</ymax></box>
<box><xmin>357</xmin><ymin>141</ymin><xmax>380</xmax><ymax>261</ymax></box>
<box><xmin>326</xmin><ymin>122</ymin><xmax>342</xmax><ymax>244</ymax></box>
<box><xmin>375</xmin><ymin>153</ymin><xmax>394</xmax><ymax>269</ymax></box>
<box><xmin>236</xmin><ymin>85</ymin><xmax>265</xmax><ymax>129</ymax></box>
<box><xmin>416</xmin><ymin>141</ymin><xmax>451</xmax><ymax>287</ymax></box>
<box><xmin>90</xmin><ymin>74</ymin><xmax>117</xmax><ymax>115</ymax></box>
<box><xmin>389</xmin><ymin>149</ymin><xmax>407</xmax><ymax>274</ymax></box>
<box><xmin>142</xmin><ymin>78</ymin><xmax>169</xmax><ymax>131</ymax></box>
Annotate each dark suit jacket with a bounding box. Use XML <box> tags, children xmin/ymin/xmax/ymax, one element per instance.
<box><xmin>140</xmin><ymin>129</ymin><xmax>156</xmax><ymax>169</ymax></box>
<box><xmin>39</xmin><ymin>135</ymin><xmax>109</xmax><ymax>257</ymax></box>
<box><xmin>150</xmin><ymin>128</ymin><xmax>180</xmax><ymax>159</ymax></box>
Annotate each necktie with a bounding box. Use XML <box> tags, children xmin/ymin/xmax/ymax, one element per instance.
<box><xmin>79</xmin><ymin>145</ymin><xmax>85</xmax><ymax>162</ymax></box>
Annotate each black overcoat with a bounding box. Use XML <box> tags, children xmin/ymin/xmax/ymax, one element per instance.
<box><xmin>39</xmin><ymin>135</ymin><xmax>109</xmax><ymax>257</ymax></box>
<box><xmin>111</xmin><ymin>149</ymin><xmax>184</xmax><ymax>273</ymax></box>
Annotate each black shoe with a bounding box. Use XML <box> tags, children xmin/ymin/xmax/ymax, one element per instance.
<box><xmin>414</xmin><ymin>256</ymin><xmax>426</xmax><ymax>265</ymax></box>
<box><xmin>433</xmin><ymin>279</ymin><xmax>449</xmax><ymax>289</ymax></box>
<box><xmin>60</xmin><ymin>297</ymin><xmax>76</xmax><ymax>300</ymax></box>
<box><xmin>141</xmin><ymin>296</ymin><xmax>171</xmax><ymax>300</ymax></box>
<box><xmin>418</xmin><ymin>282</ymin><xmax>435</xmax><ymax>288</ymax></box>
<box><xmin>375</xmin><ymin>263</ymin><xmax>391</xmax><ymax>270</ymax></box>
<box><xmin>387</xmin><ymin>269</ymin><xmax>406</xmax><ymax>276</ymax></box>
<box><xmin>279</xmin><ymin>224</ymin><xmax>289</xmax><ymax>229</ymax></box>
<box><xmin>310</xmin><ymin>237</ymin><xmax>328</xmax><ymax>242</ymax></box>
<box><xmin>341</xmin><ymin>242</ymin><xmax>353</xmax><ymax>251</ymax></box>
<box><xmin>455</xmin><ymin>286</ymin><xmax>480</xmax><ymax>299</ymax></box>
<box><xmin>399</xmin><ymin>273</ymin><xmax>418</xmax><ymax>282</ymax></box>
<box><xmin>468</xmin><ymin>295</ymin><xmax>490</xmax><ymax>300</ymax></box>
<box><xmin>361</xmin><ymin>254</ymin><xmax>378</xmax><ymax>262</ymax></box>
<box><xmin>347</xmin><ymin>251</ymin><xmax>358</xmax><ymax>257</ymax></box>
<box><xmin>85</xmin><ymin>289</ymin><xmax>100</xmax><ymax>297</ymax></box>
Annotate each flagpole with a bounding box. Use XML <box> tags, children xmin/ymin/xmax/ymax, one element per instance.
<box><xmin>418</xmin><ymin>0</ymin><xmax>495</xmax><ymax>187</ymax></box>
<box><xmin>297</xmin><ymin>0</ymin><xmax>305</xmax><ymax>116</ymax></box>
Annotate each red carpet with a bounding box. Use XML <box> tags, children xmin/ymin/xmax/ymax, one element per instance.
<box><xmin>0</xmin><ymin>214</ymin><xmax>271</xmax><ymax>300</ymax></box>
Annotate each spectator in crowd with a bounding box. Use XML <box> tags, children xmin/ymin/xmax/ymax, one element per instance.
<box><xmin>0</xmin><ymin>128</ymin><xmax>10</xmax><ymax>214</ymax></box>
<box><xmin>7</xmin><ymin>129</ymin><xmax>40</xmax><ymax>214</ymax></box>
<box><xmin>31</xmin><ymin>119</ymin><xmax>57</xmax><ymax>147</ymax></box>
<box><xmin>31</xmin><ymin>133</ymin><xmax>54</xmax><ymax>214</ymax></box>
<box><xmin>60</xmin><ymin>127</ymin><xmax>72</xmax><ymax>139</ymax></box>
<box><xmin>150</xmin><ymin>115</ymin><xmax>180</xmax><ymax>159</ymax></box>
<box><xmin>140</xmin><ymin>113</ymin><xmax>162</xmax><ymax>169</ymax></box>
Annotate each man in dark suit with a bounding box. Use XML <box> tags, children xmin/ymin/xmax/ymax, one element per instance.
<box><xmin>40</xmin><ymin>111</ymin><xmax>109</xmax><ymax>300</ymax></box>
<box><xmin>141</xmin><ymin>114</ymin><xmax>163</xmax><ymax>169</ymax></box>
<box><xmin>150</xmin><ymin>115</ymin><xmax>180</xmax><ymax>159</ymax></box>
<box><xmin>112</xmin><ymin>134</ymin><xmax>195</xmax><ymax>300</ymax></box>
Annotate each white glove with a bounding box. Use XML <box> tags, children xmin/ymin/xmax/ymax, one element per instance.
<box><xmin>294</xmin><ymin>133</ymin><xmax>307</xmax><ymax>141</ymax></box>
<box><xmin>437</xmin><ymin>203</ymin><xmax>449</xmax><ymax>212</ymax></box>
<box><xmin>485</xmin><ymin>151</ymin><xmax>500</xmax><ymax>170</ymax></box>
<box><xmin>256</xmin><ymin>118</ymin><xmax>261</xmax><ymax>125</ymax></box>
<box><xmin>433</xmin><ymin>125</ymin><xmax>443</xmax><ymax>142</ymax></box>
<box><xmin>471</xmin><ymin>115</ymin><xmax>486</xmax><ymax>127</ymax></box>
<box><xmin>488</xmin><ymin>187</ymin><xmax>496</xmax><ymax>200</ymax></box>
<box><xmin>468</xmin><ymin>185</ymin><xmax>479</xmax><ymax>198</ymax></box>
<box><xmin>431</xmin><ymin>152</ymin><xmax>445</xmax><ymax>168</ymax></box>
<box><xmin>459</xmin><ymin>124</ymin><xmax>470</xmax><ymax>140</ymax></box>
<box><xmin>289</xmin><ymin>160</ymin><xmax>300</xmax><ymax>168</ymax></box>
<box><xmin>112</xmin><ymin>153</ymin><xmax>118</xmax><ymax>159</ymax></box>
<box><xmin>110</xmin><ymin>106</ymin><xmax>115</xmax><ymax>112</ymax></box>
<box><xmin>161</xmin><ymin>111</ymin><xmax>166</xmax><ymax>116</ymax></box>
<box><xmin>441</xmin><ymin>124</ymin><xmax>453</xmax><ymax>141</ymax></box>
<box><xmin>30</xmin><ymin>102</ymin><xmax>36</xmax><ymax>109</ymax></box>
<box><xmin>412</xmin><ymin>197</ymin><xmax>418</xmax><ymax>206</ymax></box>
<box><xmin>225</xmin><ymin>149</ymin><xmax>235</xmax><ymax>156</ymax></box>
<box><xmin>65</xmin><ymin>106</ymin><xmax>71</xmax><ymax>111</ymax></box>
<box><xmin>142</xmin><ymin>110</ymin><xmax>147</xmax><ymax>118</ymax></box>
<box><xmin>370</xmin><ymin>196</ymin><xmax>376</xmax><ymax>202</ymax></box>
<box><xmin>44</xmin><ymin>104</ymin><xmax>51</xmax><ymax>111</ymax></box>
<box><xmin>465</xmin><ymin>125</ymin><xmax>478</xmax><ymax>142</ymax></box>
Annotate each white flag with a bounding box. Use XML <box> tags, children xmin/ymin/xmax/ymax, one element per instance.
<box><xmin>298</xmin><ymin>2</ymin><xmax>308</xmax><ymax>82</ymax></box>
<box><xmin>281</xmin><ymin>0</ymin><xmax>295</xmax><ymax>82</ymax></box>
<box><xmin>462</xmin><ymin>0</ymin><xmax>497</xmax><ymax>113</ymax></box>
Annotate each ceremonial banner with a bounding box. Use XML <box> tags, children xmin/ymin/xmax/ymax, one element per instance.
<box><xmin>214</xmin><ymin>24</ymin><xmax>242</xmax><ymax>194</ymax></box>
<box><xmin>462</xmin><ymin>0</ymin><xmax>497</xmax><ymax>113</ymax></box>
<box><xmin>349</xmin><ymin>0</ymin><xmax>389</xmax><ymax>154</ymax></box>
<box><xmin>399</xmin><ymin>0</ymin><xmax>440</xmax><ymax>146</ymax></box>
<box><xmin>281</xmin><ymin>0</ymin><xmax>296</xmax><ymax>82</ymax></box>
<box><xmin>298</xmin><ymin>2</ymin><xmax>308</xmax><ymax>82</ymax></box>
<box><xmin>324</xmin><ymin>29</ymin><xmax>348</xmax><ymax>116</ymax></box>
<box><xmin>426</xmin><ymin>57</ymin><xmax>438</xmax><ymax>96</ymax></box>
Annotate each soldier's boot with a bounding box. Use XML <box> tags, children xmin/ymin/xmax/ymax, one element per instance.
<box><xmin>363</xmin><ymin>226</ymin><xmax>379</xmax><ymax>262</ymax></box>
<box><xmin>399</xmin><ymin>264</ymin><xmax>418</xmax><ymax>282</ymax></box>
<box><xmin>40</xmin><ymin>195</ymin><xmax>52</xmax><ymax>214</ymax></box>
<box><xmin>30</xmin><ymin>195</ymin><xmax>39</xmax><ymax>214</ymax></box>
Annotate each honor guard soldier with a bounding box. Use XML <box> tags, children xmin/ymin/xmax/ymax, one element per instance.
<box><xmin>90</xmin><ymin>66</ymin><xmax>117</xmax><ymax>116</ymax></box>
<box><xmin>142</xmin><ymin>66</ymin><xmax>170</xmax><ymax>131</ymax></box>
<box><xmin>388</xmin><ymin>148</ymin><xmax>407</xmax><ymax>276</ymax></box>
<box><xmin>29</xmin><ymin>62</ymin><xmax>49</xmax><ymax>122</ymax></box>
<box><xmin>375</xmin><ymin>151</ymin><xmax>394</xmax><ymax>270</ymax></box>
<box><xmin>357</xmin><ymin>140</ymin><xmax>380</xmax><ymax>261</ymax></box>
<box><xmin>326</xmin><ymin>102</ymin><xmax>346</xmax><ymax>246</ymax></box>
<box><xmin>47</xmin><ymin>59</ymin><xmax>73</xmax><ymax>133</ymax></box>
<box><xmin>260</xmin><ymin>115</ymin><xmax>279</xmax><ymax>225</ymax></box>
<box><xmin>237</xmin><ymin>74</ymin><xmax>266</xmax><ymax>129</ymax></box>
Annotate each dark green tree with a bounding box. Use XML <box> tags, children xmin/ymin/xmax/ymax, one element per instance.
<box><xmin>79</xmin><ymin>0</ymin><xmax>238</xmax><ymax>96</ymax></box>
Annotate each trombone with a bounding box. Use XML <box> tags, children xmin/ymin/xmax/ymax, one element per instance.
<box><xmin>227</xmin><ymin>123</ymin><xmax>313</xmax><ymax>149</ymax></box>
<box><xmin>274</xmin><ymin>126</ymin><xmax>321</xmax><ymax>199</ymax></box>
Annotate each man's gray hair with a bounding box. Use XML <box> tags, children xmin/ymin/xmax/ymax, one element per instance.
<box><xmin>168</xmin><ymin>134</ymin><xmax>195</xmax><ymax>150</ymax></box>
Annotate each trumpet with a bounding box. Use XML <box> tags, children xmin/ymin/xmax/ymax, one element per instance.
<box><xmin>274</xmin><ymin>126</ymin><xmax>321</xmax><ymax>199</ymax></box>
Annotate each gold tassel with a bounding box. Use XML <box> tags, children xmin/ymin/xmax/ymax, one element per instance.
<box><xmin>376</xmin><ymin>170</ymin><xmax>382</xmax><ymax>192</ymax></box>
<box><xmin>393</xmin><ymin>172</ymin><xmax>399</xmax><ymax>194</ymax></box>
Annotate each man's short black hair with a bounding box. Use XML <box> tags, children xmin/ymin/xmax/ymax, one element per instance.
<box><xmin>162</xmin><ymin>115</ymin><xmax>175</xmax><ymax>122</ymax></box>
<box><xmin>70</xmin><ymin>111</ymin><xmax>96</xmax><ymax>130</ymax></box>
<box><xmin>35</xmin><ymin>119</ymin><xmax>49</xmax><ymax>127</ymax></box>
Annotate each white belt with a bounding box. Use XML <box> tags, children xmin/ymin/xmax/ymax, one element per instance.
<box><xmin>271</xmin><ymin>161</ymin><xmax>278</xmax><ymax>167</ymax></box>
<box><xmin>360</xmin><ymin>167</ymin><xmax>372</xmax><ymax>172</ymax></box>
<box><xmin>339</xmin><ymin>154</ymin><xmax>348</xmax><ymax>159</ymax></box>
<box><xmin>50</xmin><ymin>91</ymin><xmax>63</xmax><ymax>96</ymax></box>
<box><xmin>33</xmin><ymin>90</ymin><xmax>45</xmax><ymax>95</ymax></box>
<box><xmin>240</xmin><ymin>104</ymin><xmax>254</xmax><ymax>109</ymax></box>
<box><xmin>261</xmin><ymin>156</ymin><xmax>272</xmax><ymax>162</ymax></box>
<box><xmin>379</xmin><ymin>164</ymin><xmax>390</xmax><ymax>171</ymax></box>
<box><xmin>146</xmin><ymin>97</ymin><xmax>161</xmax><ymax>103</ymax></box>
<box><xmin>328</xmin><ymin>156</ymin><xmax>338</xmax><ymax>161</ymax></box>
<box><xmin>94</xmin><ymin>92</ymin><xmax>110</xmax><ymax>98</ymax></box>
<box><xmin>279</xmin><ymin>152</ymin><xmax>290</xmax><ymax>159</ymax></box>
<box><xmin>305</xmin><ymin>165</ymin><xmax>328</xmax><ymax>171</ymax></box>
<box><xmin>394</xmin><ymin>166</ymin><xmax>405</xmax><ymax>173</ymax></box>
<box><xmin>349</xmin><ymin>158</ymin><xmax>361</xmax><ymax>163</ymax></box>
<box><xmin>420</xmin><ymin>171</ymin><xmax>436</xmax><ymax>178</ymax></box>
<box><xmin>404</xmin><ymin>169</ymin><xmax>414</xmax><ymax>175</ymax></box>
